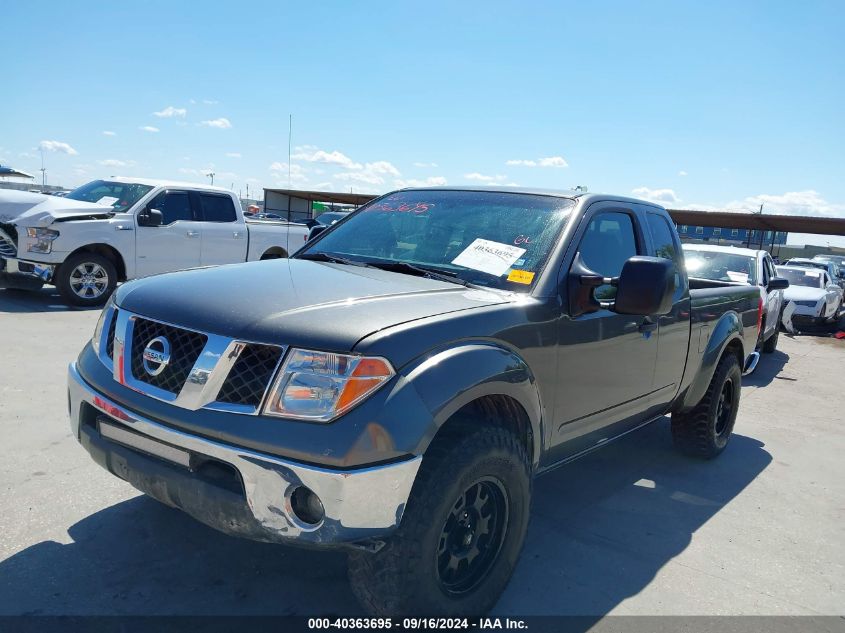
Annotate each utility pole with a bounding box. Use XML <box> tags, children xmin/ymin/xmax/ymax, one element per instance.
<box><xmin>39</xmin><ymin>148</ymin><xmax>47</xmax><ymax>187</ymax></box>
<box><xmin>288</xmin><ymin>114</ymin><xmax>292</xmax><ymax>188</ymax></box>
<box><xmin>207</xmin><ymin>172</ymin><xmax>215</xmax><ymax>185</ymax></box>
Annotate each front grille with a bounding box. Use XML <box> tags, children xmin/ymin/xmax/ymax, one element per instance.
<box><xmin>216</xmin><ymin>344</ymin><xmax>283</xmax><ymax>407</ymax></box>
<box><xmin>106</xmin><ymin>310</ymin><xmax>118</xmax><ymax>359</ymax></box>
<box><xmin>0</xmin><ymin>224</ymin><xmax>17</xmax><ymax>258</ymax></box>
<box><xmin>130</xmin><ymin>318</ymin><xmax>207</xmax><ymax>394</ymax></box>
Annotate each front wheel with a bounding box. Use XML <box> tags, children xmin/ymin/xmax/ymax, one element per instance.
<box><xmin>56</xmin><ymin>252</ymin><xmax>117</xmax><ymax>307</ymax></box>
<box><xmin>671</xmin><ymin>353</ymin><xmax>741</xmax><ymax>459</ymax></box>
<box><xmin>348</xmin><ymin>426</ymin><xmax>532</xmax><ymax>616</ymax></box>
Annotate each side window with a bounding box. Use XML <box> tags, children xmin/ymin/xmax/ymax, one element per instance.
<box><xmin>646</xmin><ymin>213</ymin><xmax>684</xmax><ymax>299</ymax></box>
<box><xmin>199</xmin><ymin>194</ymin><xmax>237</xmax><ymax>222</ymax></box>
<box><xmin>148</xmin><ymin>191</ymin><xmax>193</xmax><ymax>225</ymax></box>
<box><xmin>576</xmin><ymin>211</ymin><xmax>638</xmax><ymax>300</ymax></box>
<box><xmin>761</xmin><ymin>257</ymin><xmax>770</xmax><ymax>285</ymax></box>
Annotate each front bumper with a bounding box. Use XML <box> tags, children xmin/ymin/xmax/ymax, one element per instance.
<box><xmin>68</xmin><ymin>362</ymin><xmax>422</xmax><ymax>548</ymax></box>
<box><xmin>0</xmin><ymin>257</ymin><xmax>55</xmax><ymax>282</ymax></box>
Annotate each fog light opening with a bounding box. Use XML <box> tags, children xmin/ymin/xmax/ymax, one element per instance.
<box><xmin>290</xmin><ymin>486</ymin><xmax>325</xmax><ymax>525</ymax></box>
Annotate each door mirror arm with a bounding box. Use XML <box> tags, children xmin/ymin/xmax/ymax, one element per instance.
<box><xmin>138</xmin><ymin>208</ymin><xmax>163</xmax><ymax>227</ymax></box>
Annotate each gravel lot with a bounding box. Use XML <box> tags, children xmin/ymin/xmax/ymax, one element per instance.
<box><xmin>1</xmin><ymin>287</ymin><xmax>843</xmax><ymax>616</ymax></box>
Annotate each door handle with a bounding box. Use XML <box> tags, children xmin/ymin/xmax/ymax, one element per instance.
<box><xmin>638</xmin><ymin>318</ymin><xmax>658</xmax><ymax>333</ymax></box>
<box><xmin>186</xmin><ymin>230</ymin><xmax>200</xmax><ymax>238</ymax></box>
<box><xmin>233</xmin><ymin>231</ymin><xmax>243</xmax><ymax>239</ymax></box>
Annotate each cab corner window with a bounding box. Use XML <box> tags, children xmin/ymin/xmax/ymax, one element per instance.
<box><xmin>646</xmin><ymin>213</ymin><xmax>684</xmax><ymax>298</ymax></box>
<box><xmin>577</xmin><ymin>212</ymin><xmax>638</xmax><ymax>300</ymax></box>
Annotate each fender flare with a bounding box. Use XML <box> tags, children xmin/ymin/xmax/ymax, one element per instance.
<box><xmin>678</xmin><ymin>311</ymin><xmax>745</xmax><ymax>411</ymax></box>
<box><xmin>399</xmin><ymin>343</ymin><xmax>544</xmax><ymax>467</ymax></box>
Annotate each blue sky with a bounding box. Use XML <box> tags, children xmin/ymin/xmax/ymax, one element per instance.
<box><xmin>2</xmin><ymin>0</ymin><xmax>843</xmax><ymax>244</ymax></box>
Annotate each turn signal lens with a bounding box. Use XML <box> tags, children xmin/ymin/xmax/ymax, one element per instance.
<box><xmin>263</xmin><ymin>349</ymin><xmax>394</xmax><ymax>422</ymax></box>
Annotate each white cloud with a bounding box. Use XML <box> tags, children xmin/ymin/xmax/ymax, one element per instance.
<box><xmin>153</xmin><ymin>106</ymin><xmax>187</xmax><ymax>118</ymax></box>
<box><xmin>632</xmin><ymin>187</ymin><xmax>680</xmax><ymax>204</ymax></box>
<box><xmin>538</xmin><ymin>156</ymin><xmax>568</xmax><ymax>167</ymax></box>
<box><xmin>140</xmin><ymin>126</ymin><xmax>159</xmax><ymax>133</ymax></box>
<box><xmin>678</xmin><ymin>170</ymin><xmax>688</xmax><ymax>177</ymax></box>
<box><xmin>226</xmin><ymin>152</ymin><xmax>242</xmax><ymax>158</ymax></box>
<box><xmin>464</xmin><ymin>172</ymin><xmax>508</xmax><ymax>183</ymax></box>
<box><xmin>203</xmin><ymin>99</ymin><xmax>219</xmax><ymax>105</ymax></box>
<box><xmin>268</xmin><ymin>162</ymin><xmax>307</xmax><ymax>182</ymax></box>
<box><xmin>394</xmin><ymin>176</ymin><xmax>448</xmax><ymax>188</ymax></box>
<box><xmin>39</xmin><ymin>140</ymin><xmax>78</xmax><ymax>155</ymax></box>
<box><xmin>200</xmin><ymin>117</ymin><xmax>232</xmax><ymax>129</ymax></box>
<box><xmin>335</xmin><ymin>171</ymin><xmax>384</xmax><ymax>185</ymax></box>
<box><xmin>292</xmin><ymin>148</ymin><xmax>361</xmax><ymax>169</ymax></box>
<box><xmin>364</xmin><ymin>161</ymin><xmax>400</xmax><ymax>176</ymax></box>
<box><xmin>99</xmin><ymin>159</ymin><xmax>135</xmax><ymax>168</ymax></box>
<box><xmin>506</xmin><ymin>156</ymin><xmax>568</xmax><ymax>168</ymax></box>
<box><xmin>725</xmin><ymin>190</ymin><xmax>845</xmax><ymax>219</ymax></box>
<box><xmin>413</xmin><ymin>161</ymin><xmax>438</xmax><ymax>168</ymax></box>
<box><xmin>102</xmin><ymin>131</ymin><xmax>116</xmax><ymax>137</ymax></box>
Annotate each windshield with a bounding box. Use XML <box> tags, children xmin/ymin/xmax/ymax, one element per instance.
<box><xmin>786</xmin><ymin>260</ymin><xmax>830</xmax><ymax>275</ymax></box>
<box><xmin>66</xmin><ymin>180</ymin><xmax>154</xmax><ymax>213</ymax></box>
<box><xmin>777</xmin><ymin>268</ymin><xmax>824</xmax><ymax>288</ymax></box>
<box><xmin>298</xmin><ymin>190</ymin><xmax>575</xmax><ymax>291</ymax></box>
<box><xmin>683</xmin><ymin>248</ymin><xmax>757</xmax><ymax>284</ymax></box>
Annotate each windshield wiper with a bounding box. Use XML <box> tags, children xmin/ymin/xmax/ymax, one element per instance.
<box><xmin>367</xmin><ymin>261</ymin><xmax>477</xmax><ymax>288</ymax></box>
<box><xmin>298</xmin><ymin>252</ymin><xmax>369</xmax><ymax>267</ymax></box>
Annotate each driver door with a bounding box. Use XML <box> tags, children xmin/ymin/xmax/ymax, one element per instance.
<box><xmin>134</xmin><ymin>190</ymin><xmax>202</xmax><ymax>277</ymax></box>
<box><xmin>551</xmin><ymin>206</ymin><xmax>659</xmax><ymax>460</ymax></box>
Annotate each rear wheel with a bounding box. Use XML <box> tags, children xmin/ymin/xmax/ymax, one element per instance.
<box><xmin>348</xmin><ymin>426</ymin><xmax>531</xmax><ymax>616</ymax></box>
<box><xmin>56</xmin><ymin>252</ymin><xmax>117</xmax><ymax>307</ymax></box>
<box><xmin>671</xmin><ymin>353</ymin><xmax>741</xmax><ymax>459</ymax></box>
<box><xmin>762</xmin><ymin>317</ymin><xmax>780</xmax><ymax>353</ymax></box>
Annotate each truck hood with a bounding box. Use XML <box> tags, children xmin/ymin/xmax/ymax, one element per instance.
<box><xmin>0</xmin><ymin>190</ymin><xmax>113</xmax><ymax>227</ymax></box>
<box><xmin>115</xmin><ymin>259</ymin><xmax>514</xmax><ymax>352</ymax></box>
<box><xmin>783</xmin><ymin>286</ymin><xmax>827</xmax><ymax>302</ymax></box>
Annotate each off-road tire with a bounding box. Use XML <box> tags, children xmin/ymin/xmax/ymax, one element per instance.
<box><xmin>56</xmin><ymin>252</ymin><xmax>117</xmax><ymax>307</ymax></box>
<box><xmin>762</xmin><ymin>317</ymin><xmax>780</xmax><ymax>353</ymax></box>
<box><xmin>347</xmin><ymin>426</ymin><xmax>532</xmax><ymax>616</ymax></box>
<box><xmin>671</xmin><ymin>353</ymin><xmax>741</xmax><ymax>459</ymax></box>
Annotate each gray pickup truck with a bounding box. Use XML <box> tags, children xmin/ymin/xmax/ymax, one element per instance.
<box><xmin>68</xmin><ymin>188</ymin><xmax>761</xmax><ymax>615</ymax></box>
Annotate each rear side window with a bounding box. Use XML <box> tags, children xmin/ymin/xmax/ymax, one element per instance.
<box><xmin>646</xmin><ymin>212</ymin><xmax>685</xmax><ymax>298</ymax></box>
<box><xmin>148</xmin><ymin>191</ymin><xmax>193</xmax><ymax>225</ymax></box>
<box><xmin>577</xmin><ymin>212</ymin><xmax>638</xmax><ymax>300</ymax></box>
<box><xmin>199</xmin><ymin>194</ymin><xmax>237</xmax><ymax>222</ymax></box>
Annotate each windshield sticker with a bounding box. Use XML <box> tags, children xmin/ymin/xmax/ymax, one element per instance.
<box><xmin>95</xmin><ymin>196</ymin><xmax>119</xmax><ymax>207</ymax></box>
<box><xmin>513</xmin><ymin>258</ymin><xmax>526</xmax><ymax>266</ymax></box>
<box><xmin>452</xmin><ymin>239</ymin><xmax>526</xmax><ymax>276</ymax></box>
<box><xmin>368</xmin><ymin>201</ymin><xmax>433</xmax><ymax>214</ymax></box>
<box><xmin>507</xmin><ymin>269</ymin><xmax>535</xmax><ymax>285</ymax></box>
<box><xmin>726</xmin><ymin>271</ymin><xmax>749</xmax><ymax>283</ymax></box>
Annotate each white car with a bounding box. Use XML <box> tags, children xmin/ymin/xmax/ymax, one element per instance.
<box><xmin>683</xmin><ymin>244</ymin><xmax>788</xmax><ymax>353</ymax></box>
<box><xmin>0</xmin><ymin>178</ymin><xmax>309</xmax><ymax>306</ymax></box>
<box><xmin>776</xmin><ymin>265</ymin><xmax>843</xmax><ymax>326</ymax></box>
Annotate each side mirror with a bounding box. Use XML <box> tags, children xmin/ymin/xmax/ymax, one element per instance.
<box><xmin>614</xmin><ymin>256</ymin><xmax>675</xmax><ymax>316</ymax></box>
<box><xmin>308</xmin><ymin>225</ymin><xmax>328</xmax><ymax>241</ymax></box>
<box><xmin>138</xmin><ymin>208</ymin><xmax>163</xmax><ymax>227</ymax></box>
<box><xmin>767</xmin><ymin>277</ymin><xmax>789</xmax><ymax>291</ymax></box>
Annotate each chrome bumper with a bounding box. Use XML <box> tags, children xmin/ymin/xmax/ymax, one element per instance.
<box><xmin>68</xmin><ymin>362</ymin><xmax>422</xmax><ymax>547</ymax></box>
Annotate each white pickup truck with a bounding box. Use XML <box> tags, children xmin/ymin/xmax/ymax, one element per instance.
<box><xmin>0</xmin><ymin>178</ymin><xmax>309</xmax><ymax>306</ymax></box>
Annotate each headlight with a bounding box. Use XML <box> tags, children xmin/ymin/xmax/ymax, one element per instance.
<box><xmin>26</xmin><ymin>227</ymin><xmax>60</xmax><ymax>253</ymax></box>
<box><xmin>263</xmin><ymin>349</ymin><xmax>394</xmax><ymax>422</ymax></box>
<box><xmin>91</xmin><ymin>295</ymin><xmax>116</xmax><ymax>356</ymax></box>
